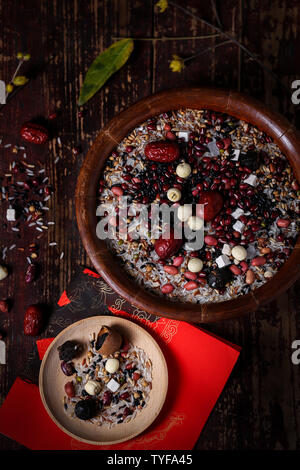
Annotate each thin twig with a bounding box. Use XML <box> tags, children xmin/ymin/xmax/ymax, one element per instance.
<box><xmin>5</xmin><ymin>60</ymin><xmax>24</xmax><ymax>100</ymax></box>
<box><xmin>183</xmin><ymin>40</ymin><xmax>233</xmax><ymax>63</ymax></box>
<box><xmin>0</xmin><ymin>55</ymin><xmax>57</xmax><ymax>113</ymax></box>
<box><xmin>168</xmin><ymin>0</ymin><xmax>290</xmax><ymax>93</ymax></box>
<box><xmin>112</xmin><ymin>34</ymin><xmax>220</xmax><ymax>41</ymax></box>
<box><xmin>211</xmin><ymin>0</ymin><xmax>222</xmax><ymax>29</ymax></box>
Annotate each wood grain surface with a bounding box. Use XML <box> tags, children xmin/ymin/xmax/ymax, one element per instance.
<box><xmin>0</xmin><ymin>0</ymin><xmax>300</xmax><ymax>450</ymax></box>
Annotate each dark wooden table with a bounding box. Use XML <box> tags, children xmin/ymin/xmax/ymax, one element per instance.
<box><xmin>1</xmin><ymin>0</ymin><xmax>300</xmax><ymax>450</ymax></box>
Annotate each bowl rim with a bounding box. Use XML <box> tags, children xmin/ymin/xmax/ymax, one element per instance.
<box><xmin>39</xmin><ymin>315</ymin><xmax>168</xmax><ymax>445</ymax></box>
<box><xmin>76</xmin><ymin>87</ymin><xmax>300</xmax><ymax>323</ymax></box>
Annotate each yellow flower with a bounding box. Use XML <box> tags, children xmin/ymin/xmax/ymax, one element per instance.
<box><xmin>156</xmin><ymin>0</ymin><xmax>168</xmax><ymax>13</ymax></box>
<box><xmin>6</xmin><ymin>83</ymin><xmax>14</xmax><ymax>93</ymax></box>
<box><xmin>169</xmin><ymin>54</ymin><xmax>185</xmax><ymax>73</ymax></box>
<box><xmin>12</xmin><ymin>76</ymin><xmax>29</xmax><ymax>86</ymax></box>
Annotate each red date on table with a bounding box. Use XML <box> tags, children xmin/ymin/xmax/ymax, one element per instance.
<box><xmin>23</xmin><ymin>304</ymin><xmax>44</xmax><ymax>336</ymax></box>
<box><xmin>20</xmin><ymin>122</ymin><xmax>49</xmax><ymax>145</ymax></box>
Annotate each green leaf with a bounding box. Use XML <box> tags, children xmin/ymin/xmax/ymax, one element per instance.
<box><xmin>78</xmin><ymin>38</ymin><xmax>134</xmax><ymax>106</ymax></box>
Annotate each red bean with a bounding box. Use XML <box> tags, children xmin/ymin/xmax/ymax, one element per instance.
<box><xmin>163</xmin><ymin>265</ymin><xmax>178</xmax><ymax>275</ymax></box>
<box><xmin>184</xmin><ymin>271</ymin><xmax>198</xmax><ymax>281</ymax></box>
<box><xmin>230</xmin><ymin>265</ymin><xmax>242</xmax><ymax>275</ymax></box>
<box><xmin>222</xmin><ymin>137</ymin><xmax>232</xmax><ymax>149</ymax></box>
<box><xmin>161</xmin><ymin>283</ymin><xmax>174</xmax><ymax>294</ymax></box>
<box><xmin>184</xmin><ymin>281</ymin><xmax>199</xmax><ymax>290</ymax></box>
<box><xmin>240</xmin><ymin>261</ymin><xmax>248</xmax><ymax>272</ymax></box>
<box><xmin>251</xmin><ymin>256</ymin><xmax>266</xmax><ymax>266</ymax></box>
<box><xmin>166</xmin><ymin>131</ymin><xmax>176</xmax><ymax>140</ymax></box>
<box><xmin>64</xmin><ymin>381</ymin><xmax>75</xmax><ymax>398</ymax></box>
<box><xmin>173</xmin><ymin>256</ymin><xmax>184</xmax><ymax>266</ymax></box>
<box><xmin>111</xmin><ymin>186</ymin><xmax>124</xmax><ymax>196</ymax></box>
<box><xmin>204</xmin><ymin>235</ymin><xmax>218</xmax><ymax>246</ymax></box>
<box><xmin>276</xmin><ymin>218</ymin><xmax>290</xmax><ymax>228</ymax></box>
<box><xmin>132</xmin><ymin>177</ymin><xmax>141</xmax><ymax>184</ymax></box>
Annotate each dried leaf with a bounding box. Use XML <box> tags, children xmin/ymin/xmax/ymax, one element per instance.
<box><xmin>78</xmin><ymin>39</ymin><xmax>134</xmax><ymax>106</ymax></box>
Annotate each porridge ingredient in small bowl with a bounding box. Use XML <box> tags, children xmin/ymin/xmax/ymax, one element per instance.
<box><xmin>59</xmin><ymin>325</ymin><xmax>152</xmax><ymax>427</ymax></box>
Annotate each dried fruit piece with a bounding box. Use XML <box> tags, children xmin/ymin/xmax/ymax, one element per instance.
<box><xmin>207</xmin><ymin>268</ymin><xmax>232</xmax><ymax>290</ymax></box>
<box><xmin>196</xmin><ymin>190</ymin><xmax>224</xmax><ymax>222</ymax></box>
<box><xmin>20</xmin><ymin>122</ymin><xmax>49</xmax><ymax>144</ymax></box>
<box><xmin>74</xmin><ymin>398</ymin><xmax>97</xmax><ymax>420</ymax></box>
<box><xmin>0</xmin><ymin>300</ymin><xmax>9</xmax><ymax>313</ymax></box>
<box><xmin>23</xmin><ymin>305</ymin><xmax>44</xmax><ymax>336</ymax></box>
<box><xmin>154</xmin><ymin>230</ymin><xmax>183</xmax><ymax>259</ymax></box>
<box><xmin>145</xmin><ymin>140</ymin><xmax>180</xmax><ymax>163</ymax></box>
<box><xmin>120</xmin><ymin>337</ymin><xmax>130</xmax><ymax>353</ymax></box>
<box><xmin>57</xmin><ymin>340</ymin><xmax>82</xmax><ymax>361</ymax></box>
<box><xmin>95</xmin><ymin>325</ymin><xmax>122</xmax><ymax>355</ymax></box>
<box><xmin>240</xmin><ymin>150</ymin><xmax>261</xmax><ymax>170</ymax></box>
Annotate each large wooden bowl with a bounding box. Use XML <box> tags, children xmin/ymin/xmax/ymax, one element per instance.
<box><xmin>76</xmin><ymin>87</ymin><xmax>300</xmax><ymax>323</ymax></box>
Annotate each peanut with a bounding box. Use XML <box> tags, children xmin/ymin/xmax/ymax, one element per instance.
<box><xmin>246</xmin><ymin>269</ymin><xmax>256</xmax><ymax>284</ymax></box>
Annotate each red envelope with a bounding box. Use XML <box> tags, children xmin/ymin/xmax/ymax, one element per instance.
<box><xmin>0</xmin><ymin>310</ymin><xmax>240</xmax><ymax>450</ymax></box>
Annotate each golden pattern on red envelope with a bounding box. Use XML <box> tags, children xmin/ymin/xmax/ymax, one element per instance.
<box><xmin>110</xmin><ymin>297</ymin><xmax>126</xmax><ymax>311</ymax></box>
<box><xmin>157</xmin><ymin>319</ymin><xmax>179</xmax><ymax>343</ymax></box>
<box><xmin>121</xmin><ymin>413</ymin><xmax>186</xmax><ymax>450</ymax></box>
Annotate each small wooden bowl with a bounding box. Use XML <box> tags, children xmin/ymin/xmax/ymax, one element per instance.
<box><xmin>39</xmin><ymin>315</ymin><xmax>168</xmax><ymax>445</ymax></box>
<box><xmin>76</xmin><ymin>87</ymin><xmax>300</xmax><ymax>323</ymax></box>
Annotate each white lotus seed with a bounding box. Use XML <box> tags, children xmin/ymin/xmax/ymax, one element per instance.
<box><xmin>187</xmin><ymin>258</ymin><xmax>203</xmax><ymax>273</ymax></box>
<box><xmin>177</xmin><ymin>204</ymin><xmax>193</xmax><ymax>222</ymax></box>
<box><xmin>167</xmin><ymin>188</ymin><xmax>181</xmax><ymax>202</ymax></box>
<box><xmin>187</xmin><ymin>216</ymin><xmax>204</xmax><ymax>231</ymax></box>
<box><xmin>176</xmin><ymin>162</ymin><xmax>191</xmax><ymax>178</ymax></box>
<box><xmin>105</xmin><ymin>358</ymin><xmax>120</xmax><ymax>374</ymax></box>
<box><xmin>264</xmin><ymin>271</ymin><xmax>273</xmax><ymax>279</ymax></box>
<box><xmin>0</xmin><ymin>265</ymin><xmax>8</xmax><ymax>281</ymax></box>
<box><xmin>231</xmin><ymin>245</ymin><xmax>247</xmax><ymax>261</ymax></box>
<box><xmin>84</xmin><ymin>380</ymin><xmax>101</xmax><ymax>396</ymax></box>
